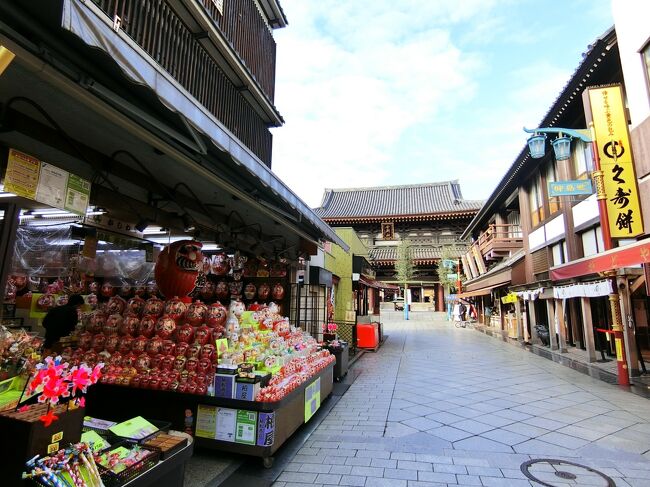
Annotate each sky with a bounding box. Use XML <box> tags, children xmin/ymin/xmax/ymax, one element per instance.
<box><xmin>269</xmin><ymin>0</ymin><xmax>614</xmax><ymax>209</ymax></box>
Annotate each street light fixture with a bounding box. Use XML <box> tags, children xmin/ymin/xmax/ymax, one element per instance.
<box><xmin>524</xmin><ymin>127</ymin><xmax>592</xmax><ymax>160</ymax></box>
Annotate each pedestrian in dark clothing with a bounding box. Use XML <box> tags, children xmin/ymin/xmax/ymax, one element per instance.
<box><xmin>43</xmin><ymin>294</ymin><xmax>85</xmax><ymax>349</ymax></box>
<box><xmin>458</xmin><ymin>302</ymin><xmax>467</xmax><ymax>321</ymax></box>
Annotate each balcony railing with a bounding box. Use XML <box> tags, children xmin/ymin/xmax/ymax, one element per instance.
<box><xmin>92</xmin><ymin>0</ymin><xmax>273</xmax><ymax>166</ymax></box>
<box><xmin>199</xmin><ymin>0</ymin><xmax>277</xmax><ymax>102</ymax></box>
<box><xmin>477</xmin><ymin>224</ymin><xmax>523</xmax><ymax>260</ymax></box>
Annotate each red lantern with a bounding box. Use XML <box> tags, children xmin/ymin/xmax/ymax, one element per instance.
<box><xmin>272</xmin><ymin>283</ymin><xmax>285</xmax><ymax>300</ymax></box>
<box><xmin>186</xmin><ymin>301</ymin><xmax>208</xmax><ymax>326</ymax></box>
<box><xmin>176</xmin><ymin>323</ymin><xmax>195</xmax><ymax>344</ymax></box>
<box><xmin>200</xmin><ymin>281</ymin><xmax>215</xmax><ymax>300</ymax></box>
<box><xmin>127</xmin><ymin>296</ymin><xmax>146</xmax><ymax>315</ymax></box>
<box><xmin>257</xmin><ymin>283</ymin><xmax>270</xmax><ymax>300</ymax></box>
<box><xmin>154</xmin><ymin>240</ymin><xmax>203</xmax><ymax>299</ymax></box>
<box><xmin>155</xmin><ymin>316</ymin><xmax>177</xmax><ymax>340</ymax></box>
<box><xmin>195</xmin><ymin>325</ymin><xmax>212</xmax><ymax>345</ymax></box>
<box><xmin>164</xmin><ymin>297</ymin><xmax>187</xmax><ymax>323</ymax></box>
<box><xmin>215</xmin><ymin>281</ymin><xmax>229</xmax><ymax>300</ymax></box>
<box><xmin>207</xmin><ymin>302</ymin><xmax>227</xmax><ymax>328</ymax></box>
<box><xmin>138</xmin><ymin>315</ymin><xmax>157</xmax><ymax>338</ymax></box>
<box><xmin>211</xmin><ymin>253</ymin><xmax>230</xmax><ymax>275</ymax></box>
<box><xmin>144</xmin><ymin>297</ymin><xmax>164</xmax><ymax>317</ymax></box>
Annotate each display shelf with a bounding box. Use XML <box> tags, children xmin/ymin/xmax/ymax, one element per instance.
<box><xmin>87</xmin><ymin>362</ymin><xmax>334</xmax><ymax>464</ymax></box>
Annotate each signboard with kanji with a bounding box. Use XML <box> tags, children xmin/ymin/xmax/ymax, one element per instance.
<box><xmin>548</xmin><ymin>179</ymin><xmax>593</xmax><ymax>197</ymax></box>
<box><xmin>587</xmin><ymin>85</ymin><xmax>643</xmax><ymax>238</ymax></box>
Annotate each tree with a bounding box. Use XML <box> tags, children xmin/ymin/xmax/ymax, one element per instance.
<box><xmin>395</xmin><ymin>239</ymin><xmax>414</xmax><ymax>319</ymax></box>
<box><xmin>438</xmin><ymin>246</ymin><xmax>462</xmax><ymax>293</ymax></box>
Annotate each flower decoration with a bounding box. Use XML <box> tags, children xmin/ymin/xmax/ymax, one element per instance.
<box><xmin>325</xmin><ymin>323</ymin><xmax>337</xmax><ymax>333</ymax></box>
<box><xmin>39</xmin><ymin>409</ymin><xmax>59</xmax><ymax>427</ymax></box>
<box><xmin>20</xmin><ymin>355</ymin><xmax>103</xmax><ymax>425</ymax></box>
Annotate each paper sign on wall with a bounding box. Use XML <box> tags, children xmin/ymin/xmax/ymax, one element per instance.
<box><xmin>196</xmin><ymin>404</ymin><xmax>217</xmax><ymax>439</ymax></box>
<box><xmin>235</xmin><ymin>410</ymin><xmax>257</xmax><ymax>445</ymax></box>
<box><xmin>215</xmin><ymin>407</ymin><xmax>237</xmax><ymax>442</ymax></box>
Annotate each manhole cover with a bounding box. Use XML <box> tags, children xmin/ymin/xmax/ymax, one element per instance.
<box><xmin>521</xmin><ymin>459</ymin><xmax>615</xmax><ymax>487</ymax></box>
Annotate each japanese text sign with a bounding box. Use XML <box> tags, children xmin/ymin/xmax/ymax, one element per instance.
<box><xmin>587</xmin><ymin>85</ymin><xmax>643</xmax><ymax>238</ymax></box>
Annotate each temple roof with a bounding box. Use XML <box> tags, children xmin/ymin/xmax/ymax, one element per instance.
<box><xmin>315</xmin><ymin>181</ymin><xmax>483</xmax><ymax>220</ymax></box>
<box><xmin>369</xmin><ymin>246</ymin><xmax>467</xmax><ymax>263</ymax></box>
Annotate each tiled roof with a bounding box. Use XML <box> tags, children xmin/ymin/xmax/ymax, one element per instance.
<box><xmin>315</xmin><ymin>181</ymin><xmax>483</xmax><ymax>219</ymax></box>
<box><xmin>370</xmin><ymin>246</ymin><xmax>467</xmax><ymax>262</ymax></box>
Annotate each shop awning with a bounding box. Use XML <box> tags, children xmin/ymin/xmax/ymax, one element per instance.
<box><xmin>358</xmin><ymin>276</ymin><xmax>399</xmax><ymax>290</ymax></box>
<box><xmin>58</xmin><ymin>0</ymin><xmax>349</xmax><ymax>252</ymax></box>
<box><xmin>457</xmin><ymin>283</ymin><xmax>505</xmax><ymax>298</ymax></box>
<box><xmin>550</xmin><ymin>238</ymin><xmax>650</xmax><ymax>281</ymax></box>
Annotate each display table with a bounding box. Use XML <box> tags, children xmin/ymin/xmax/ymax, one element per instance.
<box><xmin>120</xmin><ymin>434</ymin><xmax>193</xmax><ymax>487</ymax></box>
<box><xmin>87</xmin><ymin>362</ymin><xmax>333</xmax><ymax>467</ymax></box>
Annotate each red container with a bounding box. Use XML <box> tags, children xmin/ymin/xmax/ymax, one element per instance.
<box><xmin>357</xmin><ymin>323</ymin><xmax>379</xmax><ymax>349</ymax></box>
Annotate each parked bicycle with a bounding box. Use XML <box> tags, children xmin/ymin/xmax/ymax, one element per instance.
<box><xmin>455</xmin><ymin>318</ymin><xmax>476</xmax><ymax>329</ymax></box>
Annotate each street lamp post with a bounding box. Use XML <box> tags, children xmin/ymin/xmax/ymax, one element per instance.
<box><xmin>524</xmin><ymin>126</ymin><xmax>630</xmax><ymax>386</ymax></box>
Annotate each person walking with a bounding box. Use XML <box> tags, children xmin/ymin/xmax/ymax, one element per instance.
<box><xmin>43</xmin><ymin>294</ymin><xmax>84</xmax><ymax>350</ymax></box>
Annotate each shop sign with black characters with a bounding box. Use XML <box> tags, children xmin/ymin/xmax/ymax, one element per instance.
<box><xmin>4</xmin><ymin>148</ymin><xmax>91</xmax><ymax>216</ymax></box>
<box><xmin>588</xmin><ymin>85</ymin><xmax>644</xmax><ymax>238</ymax></box>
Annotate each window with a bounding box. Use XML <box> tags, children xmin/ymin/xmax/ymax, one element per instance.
<box><xmin>551</xmin><ymin>240</ymin><xmax>568</xmax><ymax>265</ymax></box>
<box><xmin>545</xmin><ymin>162</ymin><xmax>560</xmax><ymax>215</ymax></box>
<box><xmin>529</xmin><ymin>174</ymin><xmax>545</xmax><ymax>227</ymax></box>
<box><xmin>643</xmin><ymin>41</ymin><xmax>650</xmax><ymax>96</ymax></box>
<box><xmin>573</xmin><ymin>140</ymin><xmax>594</xmax><ymax>179</ymax></box>
<box><xmin>581</xmin><ymin>226</ymin><xmax>604</xmax><ymax>257</ymax></box>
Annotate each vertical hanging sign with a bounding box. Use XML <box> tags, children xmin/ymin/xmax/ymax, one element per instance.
<box><xmin>587</xmin><ymin>85</ymin><xmax>643</xmax><ymax>238</ymax></box>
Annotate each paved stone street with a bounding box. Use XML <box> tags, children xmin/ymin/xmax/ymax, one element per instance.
<box><xmin>273</xmin><ymin>317</ymin><xmax>650</xmax><ymax>487</ymax></box>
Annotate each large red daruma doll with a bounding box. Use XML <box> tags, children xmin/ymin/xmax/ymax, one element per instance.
<box><xmin>154</xmin><ymin>240</ymin><xmax>203</xmax><ymax>300</ymax></box>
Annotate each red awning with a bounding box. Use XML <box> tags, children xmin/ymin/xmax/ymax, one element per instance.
<box><xmin>550</xmin><ymin>238</ymin><xmax>650</xmax><ymax>281</ymax></box>
<box><xmin>358</xmin><ymin>276</ymin><xmax>400</xmax><ymax>290</ymax></box>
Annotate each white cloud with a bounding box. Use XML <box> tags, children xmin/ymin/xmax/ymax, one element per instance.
<box><xmin>269</xmin><ymin>0</ymin><xmax>613</xmax><ymax>208</ymax></box>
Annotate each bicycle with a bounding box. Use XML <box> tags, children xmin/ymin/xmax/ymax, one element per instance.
<box><xmin>455</xmin><ymin>318</ymin><xmax>476</xmax><ymax>329</ymax></box>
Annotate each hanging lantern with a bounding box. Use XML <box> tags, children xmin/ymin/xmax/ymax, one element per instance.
<box><xmin>551</xmin><ymin>134</ymin><xmax>572</xmax><ymax>161</ymax></box>
<box><xmin>527</xmin><ymin>133</ymin><xmax>547</xmax><ymax>159</ymax></box>
<box><xmin>154</xmin><ymin>240</ymin><xmax>203</xmax><ymax>299</ymax></box>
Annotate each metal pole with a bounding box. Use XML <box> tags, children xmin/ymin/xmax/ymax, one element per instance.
<box><xmin>590</xmin><ymin>121</ymin><xmax>630</xmax><ymax>386</ymax></box>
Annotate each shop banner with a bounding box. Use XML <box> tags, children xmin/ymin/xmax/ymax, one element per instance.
<box><xmin>5</xmin><ymin>148</ymin><xmax>40</xmax><ymax>198</ymax></box>
<box><xmin>501</xmin><ymin>293</ymin><xmax>518</xmax><ymax>304</ymax></box>
<box><xmin>304</xmin><ymin>377</ymin><xmax>321</xmax><ymax>422</ymax></box>
<box><xmin>256</xmin><ymin>412</ymin><xmax>275</xmax><ymax>447</ymax></box>
<box><xmin>4</xmin><ymin>148</ymin><xmax>91</xmax><ymax>216</ymax></box>
<box><xmin>64</xmin><ymin>173</ymin><xmax>91</xmax><ymax>215</ymax></box>
<box><xmin>552</xmin><ymin>280</ymin><xmax>612</xmax><ymax>299</ymax></box>
<box><xmin>587</xmin><ymin>85</ymin><xmax>643</xmax><ymax>238</ymax></box>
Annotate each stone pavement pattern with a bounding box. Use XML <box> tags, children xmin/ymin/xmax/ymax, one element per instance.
<box><xmin>273</xmin><ymin>318</ymin><xmax>650</xmax><ymax>487</ymax></box>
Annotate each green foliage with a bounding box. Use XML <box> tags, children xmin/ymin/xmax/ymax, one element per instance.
<box><xmin>395</xmin><ymin>239</ymin><xmax>415</xmax><ymax>285</ymax></box>
<box><xmin>438</xmin><ymin>246</ymin><xmax>461</xmax><ymax>293</ymax></box>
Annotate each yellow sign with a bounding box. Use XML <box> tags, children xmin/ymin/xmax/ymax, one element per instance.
<box><xmin>51</xmin><ymin>431</ymin><xmax>63</xmax><ymax>443</ymax></box>
<box><xmin>5</xmin><ymin>149</ymin><xmax>40</xmax><ymax>198</ymax></box>
<box><xmin>588</xmin><ymin>85</ymin><xmax>643</xmax><ymax>238</ymax></box>
<box><xmin>615</xmin><ymin>337</ymin><xmax>623</xmax><ymax>361</ymax></box>
<box><xmin>501</xmin><ymin>293</ymin><xmax>518</xmax><ymax>304</ymax></box>
<box><xmin>47</xmin><ymin>442</ymin><xmax>59</xmax><ymax>454</ymax></box>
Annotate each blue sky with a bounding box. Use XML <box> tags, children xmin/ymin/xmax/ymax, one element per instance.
<box><xmin>270</xmin><ymin>0</ymin><xmax>614</xmax><ymax>208</ymax></box>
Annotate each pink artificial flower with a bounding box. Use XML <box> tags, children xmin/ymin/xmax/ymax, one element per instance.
<box><xmin>90</xmin><ymin>363</ymin><xmax>104</xmax><ymax>384</ymax></box>
<box><xmin>69</xmin><ymin>365</ymin><xmax>91</xmax><ymax>395</ymax></box>
<box><xmin>77</xmin><ymin>397</ymin><xmax>86</xmax><ymax>408</ymax></box>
